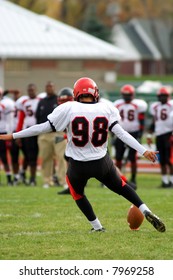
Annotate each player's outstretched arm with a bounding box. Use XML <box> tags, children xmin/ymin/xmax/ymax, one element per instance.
<box><xmin>0</xmin><ymin>134</ymin><xmax>13</xmax><ymax>140</ymax></box>
<box><xmin>143</xmin><ymin>150</ymin><xmax>159</xmax><ymax>163</ymax></box>
<box><xmin>0</xmin><ymin>121</ymin><xmax>53</xmax><ymax>141</ymax></box>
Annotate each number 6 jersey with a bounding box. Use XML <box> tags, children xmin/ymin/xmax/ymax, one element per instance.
<box><xmin>149</xmin><ymin>100</ymin><xmax>173</xmax><ymax>136</ymax></box>
<box><xmin>113</xmin><ymin>98</ymin><xmax>148</xmax><ymax>132</ymax></box>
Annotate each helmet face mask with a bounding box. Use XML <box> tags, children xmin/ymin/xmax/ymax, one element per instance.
<box><xmin>73</xmin><ymin>77</ymin><xmax>99</xmax><ymax>102</ymax></box>
<box><xmin>120</xmin><ymin>84</ymin><xmax>135</xmax><ymax>103</ymax></box>
<box><xmin>58</xmin><ymin>87</ymin><xmax>74</xmax><ymax>104</ymax></box>
<box><xmin>158</xmin><ymin>94</ymin><xmax>169</xmax><ymax>104</ymax></box>
<box><xmin>157</xmin><ymin>87</ymin><xmax>170</xmax><ymax>104</ymax></box>
<box><xmin>122</xmin><ymin>93</ymin><xmax>133</xmax><ymax>103</ymax></box>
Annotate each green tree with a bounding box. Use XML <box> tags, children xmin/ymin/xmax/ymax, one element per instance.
<box><xmin>81</xmin><ymin>3</ymin><xmax>112</xmax><ymax>43</ymax></box>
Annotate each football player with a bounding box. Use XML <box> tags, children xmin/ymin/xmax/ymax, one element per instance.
<box><xmin>147</xmin><ymin>86</ymin><xmax>173</xmax><ymax>188</ymax></box>
<box><xmin>0</xmin><ymin>77</ymin><xmax>166</xmax><ymax>233</ymax></box>
<box><xmin>0</xmin><ymin>88</ymin><xmax>15</xmax><ymax>185</ymax></box>
<box><xmin>15</xmin><ymin>83</ymin><xmax>40</xmax><ymax>186</ymax></box>
<box><xmin>56</xmin><ymin>87</ymin><xmax>74</xmax><ymax>194</ymax></box>
<box><xmin>3</xmin><ymin>89</ymin><xmax>29</xmax><ymax>185</ymax></box>
<box><xmin>113</xmin><ymin>84</ymin><xmax>148</xmax><ymax>188</ymax></box>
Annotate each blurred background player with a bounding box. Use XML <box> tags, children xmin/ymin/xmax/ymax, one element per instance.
<box><xmin>0</xmin><ymin>87</ymin><xmax>15</xmax><ymax>185</ymax></box>
<box><xmin>16</xmin><ymin>83</ymin><xmax>40</xmax><ymax>186</ymax></box>
<box><xmin>147</xmin><ymin>86</ymin><xmax>173</xmax><ymax>188</ymax></box>
<box><xmin>56</xmin><ymin>87</ymin><xmax>74</xmax><ymax>195</ymax></box>
<box><xmin>2</xmin><ymin>89</ymin><xmax>29</xmax><ymax>185</ymax></box>
<box><xmin>113</xmin><ymin>84</ymin><xmax>148</xmax><ymax>189</ymax></box>
<box><xmin>36</xmin><ymin>81</ymin><xmax>67</xmax><ymax>188</ymax></box>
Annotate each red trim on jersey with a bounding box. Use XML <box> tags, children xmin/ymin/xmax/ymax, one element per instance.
<box><xmin>0</xmin><ymin>103</ymin><xmax>5</xmax><ymax>109</ymax></box>
<box><xmin>16</xmin><ymin>110</ymin><xmax>25</xmax><ymax>132</ymax></box>
<box><xmin>66</xmin><ymin>175</ymin><xmax>83</xmax><ymax>200</ymax></box>
<box><xmin>120</xmin><ymin>174</ymin><xmax>127</xmax><ymax>182</ymax></box>
<box><xmin>121</xmin><ymin>178</ymin><xmax>126</xmax><ymax>187</ymax></box>
<box><xmin>138</xmin><ymin>112</ymin><xmax>145</xmax><ymax>120</ymax></box>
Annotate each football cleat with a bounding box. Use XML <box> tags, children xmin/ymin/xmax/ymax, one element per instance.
<box><xmin>90</xmin><ymin>227</ymin><xmax>106</xmax><ymax>233</ymax></box>
<box><xmin>57</xmin><ymin>188</ymin><xmax>70</xmax><ymax>195</ymax></box>
<box><xmin>144</xmin><ymin>211</ymin><xmax>166</xmax><ymax>232</ymax></box>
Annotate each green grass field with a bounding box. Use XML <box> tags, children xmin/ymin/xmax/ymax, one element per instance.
<box><xmin>0</xmin><ymin>172</ymin><xmax>172</xmax><ymax>260</ymax></box>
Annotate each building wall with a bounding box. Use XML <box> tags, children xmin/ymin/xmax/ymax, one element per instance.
<box><xmin>3</xmin><ymin>59</ymin><xmax>118</xmax><ymax>94</ymax></box>
<box><xmin>118</xmin><ymin>60</ymin><xmax>166</xmax><ymax>76</ymax></box>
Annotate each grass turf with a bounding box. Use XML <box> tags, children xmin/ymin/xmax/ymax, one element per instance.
<box><xmin>0</xmin><ymin>173</ymin><xmax>172</xmax><ymax>260</ymax></box>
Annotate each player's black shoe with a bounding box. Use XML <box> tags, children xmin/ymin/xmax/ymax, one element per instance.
<box><xmin>57</xmin><ymin>188</ymin><xmax>70</xmax><ymax>195</ymax></box>
<box><xmin>160</xmin><ymin>182</ymin><xmax>172</xmax><ymax>188</ymax></box>
<box><xmin>144</xmin><ymin>211</ymin><xmax>166</xmax><ymax>232</ymax></box>
<box><xmin>90</xmin><ymin>227</ymin><xmax>106</xmax><ymax>233</ymax></box>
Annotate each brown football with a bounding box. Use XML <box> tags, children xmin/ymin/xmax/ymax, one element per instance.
<box><xmin>127</xmin><ymin>204</ymin><xmax>144</xmax><ymax>230</ymax></box>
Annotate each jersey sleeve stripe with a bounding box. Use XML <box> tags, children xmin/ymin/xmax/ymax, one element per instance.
<box><xmin>48</xmin><ymin>120</ymin><xmax>56</xmax><ymax>132</ymax></box>
<box><xmin>109</xmin><ymin>121</ymin><xmax>118</xmax><ymax>131</ymax></box>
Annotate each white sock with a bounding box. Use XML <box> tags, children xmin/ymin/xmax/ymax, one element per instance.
<box><xmin>162</xmin><ymin>175</ymin><xmax>169</xmax><ymax>184</ymax></box>
<box><xmin>139</xmin><ymin>204</ymin><xmax>151</xmax><ymax>215</ymax></box>
<box><xmin>63</xmin><ymin>183</ymin><xmax>69</xmax><ymax>190</ymax></box>
<box><xmin>90</xmin><ymin>218</ymin><xmax>103</xmax><ymax>230</ymax></box>
<box><xmin>169</xmin><ymin>176</ymin><xmax>173</xmax><ymax>184</ymax></box>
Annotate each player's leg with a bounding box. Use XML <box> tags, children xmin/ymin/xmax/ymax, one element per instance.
<box><xmin>156</xmin><ymin>134</ymin><xmax>171</xmax><ymax>187</ymax></box>
<box><xmin>38</xmin><ymin>134</ymin><xmax>54</xmax><ymax>188</ymax></box>
<box><xmin>54</xmin><ymin>132</ymin><xmax>67</xmax><ymax>186</ymax></box>
<box><xmin>9</xmin><ymin>138</ymin><xmax>20</xmax><ymax>185</ymax></box>
<box><xmin>114</xmin><ymin>138</ymin><xmax>125</xmax><ymax>170</ymax></box>
<box><xmin>66</xmin><ymin>158</ymin><xmax>105</xmax><ymax>232</ymax></box>
<box><xmin>25</xmin><ymin>136</ymin><xmax>38</xmax><ymax>186</ymax></box>
<box><xmin>166</xmin><ymin>133</ymin><xmax>173</xmax><ymax>186</ymax></box>
<box><xmin>98</xmin><ymin>154</ymin><xmax>166</xmax><ymax>232</ymax></box>
<box><xmin>0</xmin><ymin>140</ymin><xmax>13</xmax><ymax>185</ymax></box>
<box><xmin>128</xmin><ymin>147</ymin><xmax>137</xmax><ymax>185</ymax></box>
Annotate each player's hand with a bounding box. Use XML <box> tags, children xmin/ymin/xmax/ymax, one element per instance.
<box><xmin>15</xmin><ymin>138</ymin><xmax>22</xmax><ymax>147</ymax></box>
<box><xmin>146</xmin><ymin>137</ymin><xmax>153</xmax><ymax>147</ymax></box>
<box><xmin>146</xmin><ymin>134</ymin><xmax>153</xmax><ymax>147</ymax></box>
<box><xmin>0</xmin><ymin>134</ymin><xmax>13</xmax><ymax>141</ymax></box>
<box><xmin>55</xmin><ymin>136</ymin><xmax>65</xmax><ymax>144</ymax></box>
<box><xmin>143</xmin><ymin>150</ymin><xmax>159</xmax><ymax>163</ymax></box>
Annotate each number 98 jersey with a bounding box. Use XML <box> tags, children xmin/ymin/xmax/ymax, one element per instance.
<box><xmin>48</xmin><ymin>101</ymin><xmax>121</xmax><ymax>161</ymax></box>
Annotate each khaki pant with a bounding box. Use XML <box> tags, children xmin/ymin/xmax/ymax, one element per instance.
<box><xmin>38</xmin><ymin>132</ymin><xmax>67</xmax><ymax>186</ymax></box>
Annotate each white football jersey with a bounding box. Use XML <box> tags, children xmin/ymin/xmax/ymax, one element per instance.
<box><xmin>113</xmin><ymin>98</ymin><xmax>148</xmax><ymax>132</ymax></box>
<box><xmin>13</xmin><ymin>101</ymin><xmax>147</xmax><ymax>159</ymax></box>
<box><xmin>37</xmin><ymin>92</ymin><xmax>47</xmax><ymax>99</ymax></box>
<box><xmin>99</xmin><ymin>97</ymin><xmax>113</xmax><ymax>106</ymax></box>
<box><xmin>170</xmin><ymin>110</ymin><xmax>173</xmax><ymax>129</ymax></box>
<box><xmin>48</xmin><ymin>101</ymin><xmax>121</xmax><ymax>161</ymax></box>
<box><xmin>149</xmin><ymin>100</ymin><xmax>173</xmax><ymax>136</ymax></box>
<box><xmin>0</xmin><ymin>97</ymin><xmax>15</xmax><ymax>133</ymax></box>
<box><xmin>14</xmin><ymin>95</ymin><xmax>29</xmax><ymax>131</ymax></box>
<box><xmin>19</xmin><ymin>97</ymin><xmax>40</xmax><ymax>129</ymax></box>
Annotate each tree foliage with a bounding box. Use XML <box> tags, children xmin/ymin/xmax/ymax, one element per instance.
<box><xmin>8</xmin><ymin>0</ymin><xmax>173</xmax><ymax>36</ymax></box>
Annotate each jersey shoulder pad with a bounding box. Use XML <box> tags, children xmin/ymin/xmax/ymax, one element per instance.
<box><xmin>113</xmin><ymin>99</ymin><xmax>124</xmax><ymax>107</ymax></box>
<box><xmin>133</xmin><ymin>99</ymin><xmax>148</xmax><ymax>112</ymax></box>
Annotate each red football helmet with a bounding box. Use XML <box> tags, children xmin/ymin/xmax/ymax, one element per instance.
<box><xmin>121</xmin><ymin>84</ymin><xmax>135</xmax><ymax>95</ymax></box>
<box><xmin>73</xmin><ymin>77</ymin><xmax>99</xmax><ymax>102</ymax></box>
<box><xmin>157</xmin><ymin>87</ymin><xmax>170</xmax><ymax>96</ymax></box>
<box><xmin>157</xmin><ymin>87</ymin><xmax>170</xmax><ymax>104</ymax></box>
<box><xmin>120</xmin><ymin>84</ymin><xmax>135</xmax><ymax>103</ymax></box>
